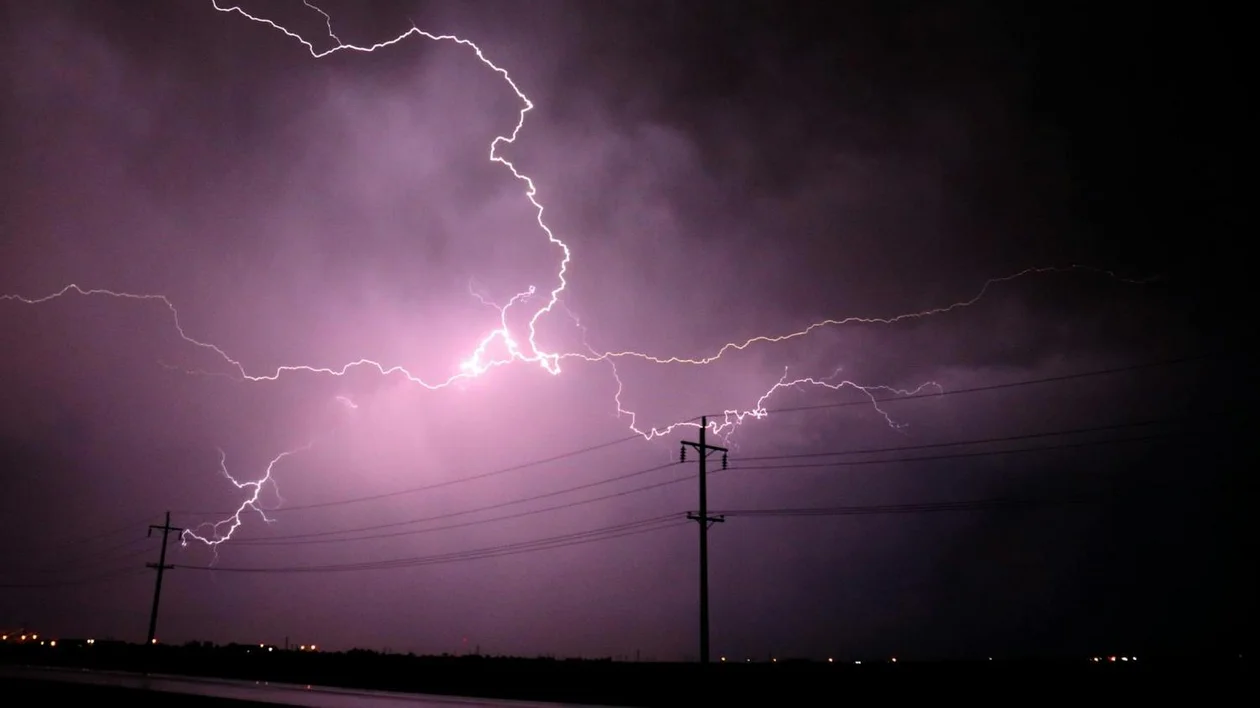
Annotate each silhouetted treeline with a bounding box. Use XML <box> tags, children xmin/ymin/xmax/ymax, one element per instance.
<box><xmin>0</xmin><ymin>641</ymin><xmax>1246</xmax><ymax>705</ymax></box>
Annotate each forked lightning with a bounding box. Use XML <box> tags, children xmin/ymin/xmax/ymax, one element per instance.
<box><xmin>0</xmin><ymin>2</ymin><xmax>1135</xmax><ymax>546</ymax></box>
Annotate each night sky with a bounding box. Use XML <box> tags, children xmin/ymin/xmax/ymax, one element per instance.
<box><xmin>0</xmin><ymin>1</ymin><xmax>1246</xmax><ymax>661</ymax></box>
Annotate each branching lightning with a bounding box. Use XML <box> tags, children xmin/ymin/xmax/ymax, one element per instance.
<box><xmin>210</xmin><ymin>0</ymin><xmax>572</xmax><ymax>385</ymax></box>
<box><xmin>0</xmin><ymin>2</ymin><xmax>1143</xmax><ymax>546</ymax></box>
<box><xmin>180</xmin><ymin>443</ymin><xmax>313</xmax><ymax>548</ymax></box>
<box><xmin>574</xmin><ymin>265</ymin><xmax>1144</xmax><ymax>367</ymax></box>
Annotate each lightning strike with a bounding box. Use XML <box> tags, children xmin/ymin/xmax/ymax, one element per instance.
<box><xmin>210</xmin><ymin>0</ymin><xmax>572</xmax><ymax>382</ymax></box>
<box><xmin>565</xmin><ymin>265</ymin><xmax>1142</xmax><ymax>367</ymax></box>
<box><xmin>715</xmin><ymin>368</ymin><xmax>944</xmax><ymax>436</ymax></box>
<box><xmin>181</xmin><ymin>444</ymin><xmax>313</xmax><ymax>547</ymax></box>
<box><xmin>0</xmin><ymin>2</ymin><xmax>1147</xmax><ymax>547</ymax></box>
<box><xmin>467</xmin><ymin>278</ymin><xmax>501</xmax><ymax>311</ymax></box>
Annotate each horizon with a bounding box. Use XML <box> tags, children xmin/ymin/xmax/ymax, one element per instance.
<box><xmin>0</xmin><ymin>630</ymin><xmax>1213</xmax><ymax>664</ymax></box>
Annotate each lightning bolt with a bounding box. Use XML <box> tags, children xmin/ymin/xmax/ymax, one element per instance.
<box><xmin>0</xmin><ymin>2</ymin><xmax>1146</xmax><ymax>547</ymax></box>
<box><xmin>210</xmin><ymin>0</ymin><xmax>571</xmax><ymax>384</ymax></box>
<box><xmin>715</xmin><ymin>368</ymin><xmax>944</xmax><ymax>436</ymax></box>
<box><xmin>181</xmin><ymin>443</ymin><xmax>313</xmax><ymax>548</ymax></box>
<box><xmin>566</xmin><ymin>265</ymin><xmax>1146</xmax><ymax>367</ymax></box>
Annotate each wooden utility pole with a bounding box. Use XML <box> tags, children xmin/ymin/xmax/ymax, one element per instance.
<box><xmin>146</xmin><ymin>511</ymin><xmax>182</xmax><ymax>646</ymax></box>
<box><xmin>681</xmin><ymin>415</ymin><xmax>726</xmax><ymax>664</ymax></box>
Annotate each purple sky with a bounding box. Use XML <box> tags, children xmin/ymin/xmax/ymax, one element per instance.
<box><xmin>0</xmin><ymin>1</ymin><xmax>1244</xmax><ymax>661</ymax></box>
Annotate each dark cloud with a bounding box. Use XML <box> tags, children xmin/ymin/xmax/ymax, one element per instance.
<box><xmin>1</xmin><ymin>0</ymin><xmax>1243</xmax><ymax>661</ymax></box>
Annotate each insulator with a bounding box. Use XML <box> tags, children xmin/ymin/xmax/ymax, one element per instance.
<box><xmin>722</xmin><ymin>453</ymin><xmax>728</xmax><ymax>470</ymax></box>
<box><xmin>680</xmin><ymin>445</ymin><xmax>686</xmax><ymax>463</ymax></box>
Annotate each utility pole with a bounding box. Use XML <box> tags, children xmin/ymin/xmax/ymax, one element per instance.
<box><xmin>681</xmin><ymin>415</ymin><xmax>726</xmax><ymax>665</ymax></box>
<box><xmin>146</xmin><ymin>511</ymin><xmax>182</xmax><ymax>646</ymax></box>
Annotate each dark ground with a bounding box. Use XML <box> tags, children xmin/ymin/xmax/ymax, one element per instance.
<box><xmin>0</xmin><ymin>642</ymin><xmax>1248</xmax><ymax>705</ymax></box>
<box><xmin>0</xmin><ymin>677</ymin><xmax>275</xmax><ymax>706</ymax></box>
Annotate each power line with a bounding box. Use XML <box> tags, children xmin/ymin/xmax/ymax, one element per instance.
<box><xmin>731</xmin><ymin>416</ymin><xmax>1211</xmax><ymax>462</ymax></box>
<box><xmin>1</xmin><ymin>536</ymin><xmax>151</xmax><ymax>576</ymax></box>
<box><xmin>233</xmin><ymin>474</ymin><xmax>696</xmax><ymax>547</ymax></box>
<box><xmin>177</xmin><ymin>515</ymin><xmax>687</xmax><ymax>574</ymax></box>
<box><xmin>0</xmin><ymin>566</ymin><xmax>148</xmax><ymax>590</ymax></box>
<box><xmin>159</xmin><ymin>444</ymin><xmax>1217</xmax><ymax>577</ymax></box>
<box><xmin>709</xmin><ymin>482</ymin><xmax>1204</xmax><ymax>517</ymax></box>
<box><xmin>728</xmin><ymin>430</ymin><xmax>1206</xmax><ymax>472</ymax></box>
<box><xmin>177</xmin><ymin>355</ymin><xmax>1216</xmax><ymax>519</ymax></box>
<box><xmin>39</xmin><ymin>513</ymin><xmax>162</xmax><ymax>551</ymax></box>
<box><xmin>744</xmin><ymin>353</ymin><xmax>1217</xmax><ymax>417</ymax></box>
<box><xmin>711</xmin><ymin>495</ymin><xmax>1106</xmax><ymax>517</ymax></box>
<box><xmin>4</xmin><ymin>537</ymin><xmax>151</xmax><ymax>575</ymax></box>
<box><xmin>176</xmin><ymin>432</ymin><xmax>647</xmax><ymax>516</ymax></box>
<box><xmin>90</xmin><ymin>545</ymin><xmax>154</xmax><ymax>566</ymax></box>
<box><xmin>228</xmin><ymin>423</ymin><xmax>1207</xmax><ymax>546</ymax></box>
<box><xmin>227</xmin><ymin>460</ymin><xmax>682</xmax><ymax>544</ymax></box>
<box><xmin>87</xmin><ymin>536</ymin><xmax>152</xmax><ymax>556</ymax></box>
<box><xmin>45</xmin><ymin>545</ymin><xmax>153</xmax><ymax>574</ymax></box>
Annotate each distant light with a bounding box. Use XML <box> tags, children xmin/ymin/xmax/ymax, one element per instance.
<box><xmin>311</xmin><ymin>645</ymin><xmax>317</xmax><ymax>651</ymax></box>
<box><xmin>1</xmin><ymin>635</ymin><xmax>6</xmax><ymax>641</ymax></box>
<box><xmin>1109</xmin><ymin>656</ymin><xmax>1116</xmax><ymax>662</ymax></box>
<box><xmin>40</xmin><ymin>641</ymin><xmax>45</xmax><ymax>646</ymax></box>
<box><xmin>828</xmin><ymin>658</ymin><xmax>833</xmax><ymax>663</ymax></box>
<box><xmin>87</xmin><ymin>639</ymin><xmax>95</xmax><ymax>645</ymax></box>
<box><xmin>300</xmin><ymin>645</ymin><xmax>306</xmax><ymax>651</ymax></box>
<box><xmin>772</xmin><ymin>658</ymin><xmax>777</xmax><ymax>663</ymax></box>
<box><xmin>1121</xmin><ymin>657</ymin><xmax>1129</xmax><ymax>661</ymax></box>
<box><xmin>259</xmin><ymin>644</ymin><xmax>265</xmax><ymax>648</ymax></box>
<box><xmin>890</xmin><ymin>657</ymin><xmax>897</xmax><ymax>663</ymax></box>
<box><xmin>1132</xmin><ymin>657</ymin><xmax>1137</xmax><ymax>661</ymax></box>
<box><xmin>50</xmin><ymin>641</ymin><xmax>56</xmax><ymax>647</ymax></box>
<box><xmin>268</xmin><ymin>647</ymin><xmax>274</xmax><ymax>652</ymax></box>
<box><xmin>854</xmin><ymin>661</ymin><xmax>861</xmax><ymax>665</ymax></box>
<box><xmin>31</xmin><ymin>634</ymin><xmax>38</xmax><ymax>640</ymax></box>
<box><xmin>720</xmin><ymin>656</ymin><xmax>726</xmax><ymax>662</ymax></box>
<box><xmin>151</xmin><ymin>639</ymin><xmax>157</xmax><ymax>644</ymax></box>
<box><xmin>20</xmin><ymin>635</ymin><xmax>27</xmax><ymax>641</ymax></box>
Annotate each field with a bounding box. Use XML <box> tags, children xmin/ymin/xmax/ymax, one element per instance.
<box><xmin>0</xmin><ymin>642</ymin><xmax>1245</xmax><ymax>706</ymax></box>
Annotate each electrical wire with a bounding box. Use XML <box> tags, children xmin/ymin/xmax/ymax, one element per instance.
<box><xmin>731</xmin><ymin>416</ymin><xmax>1212</xmax><ymax>462</ymax></box>
<box><xmin>180</xmin><ymin>354</ymin><xmax>1216</xmax><ymax>519</ymax></box>
<box><xmin>727</xmin><ymin>430</ymin><xmax>1205</xmax><ymax>472</ymax></box>
<box><xmin>742</xmin><ymin>353</ymin><xmax>1218</xmax><ymax>417</ymax></box>
<box><xmin>227</xmin><ymin>422</ymin><xmax>1208</xmax><ymax>546</ymax></box>
<box><xmin>177</xmin><ymin>515</ymin><xmax>688</xmax><ymax>574</ymax></box>
<box><xmin>233</xmin><ymin>474</ymin><xmax>696</xmax><ymax>547</ymax></box>
<box><xmin>223</xmin><ymin>460</ymin><xmax>682</xmax><ymax>543</ymax></box>
<box><xmin>711</xmin><ymin>495</ymin><xmax>1104</xmax><ymax>517</ymax></box>
<box><xmin>176</xmin><ymin>432</ymin><xmax>647</xmax><ymax>517</ymax></box>
<box><xmin>42</xmin><ymin>545</ymin><xmax>153</xmax><ymax>574</ymax></box>
<box><xmin>708</xmin><ymin>481</ymin><xmax>1204</xmax><ymax>518</ymax></box>
<box><xmin>2</xmin><ymin>536</ymin><xmax>153</xmax><ymax>576</ymax></box>
<box><xmin>0</xmin><ymin>566</ymin><xmax>148</xmax><ymax>590</ymax></box>
<box><xmin>36</xmin><ymin>513</ymin><xmax>162</xmax><ymax>551</ymax></box>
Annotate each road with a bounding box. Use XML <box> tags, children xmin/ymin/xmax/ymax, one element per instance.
<box><xmin>0</xmin><ymin>665</ymin><xmax>612</xmax><ymax>707</ymax></box>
